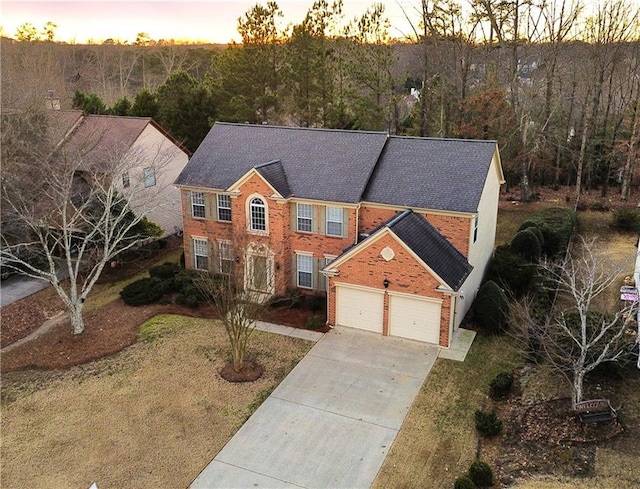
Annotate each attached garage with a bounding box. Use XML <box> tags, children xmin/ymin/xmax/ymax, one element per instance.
<box><xmin>335</xmin><ymin>285</ymin><xmax>384</xmax><ymax>333</ymax></box>
<box><xmin>388</xmin><ymin>294</ymin><xmax>441</xmax><ymax>344</ymax></box>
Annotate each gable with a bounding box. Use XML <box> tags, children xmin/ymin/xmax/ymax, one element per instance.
<box><xmin>327</xmin><ymin>210</ymin><xmax>472</xmax><ymax>291</ymax></box>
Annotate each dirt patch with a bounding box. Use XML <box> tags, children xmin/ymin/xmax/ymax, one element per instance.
<box><xmin>220</xmin><ymin>360</ymin><xmax>265</xmax><ymax>382</ymax></box>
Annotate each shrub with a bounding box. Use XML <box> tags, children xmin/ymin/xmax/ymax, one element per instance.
<box><xmin>149</xmin><ymin>262</ymin><xmax>180</xmax><ymax>280</ymax></box>
<box><xmin>475</xmin><ymin>409</ymin><xmax>503</xmax><ymax>437</ymax></box>
<box><xmin>173</xmin><ymin>269</ymin><xmax>207</xmax><ymax>307</ymax></box>
<box><xmin>613</xmin><ymin>207</ymin><xmax>640</xmax><ymax>232</ymax></box>
<box><xmin>510</xmin><ymin>229</ymin><xmax>542</xmax><ymax>262</ymax></box>
<box><xmin>489</xmin><ymin>372</ymin><xmax>513</xmax><ymax>400</ymax></box>
<box><xmin>486</xmin><ymin>246</ymin><xmax>535</xmax><ymax>297</ymax></box>
<box><xmin>120</xmin><ymin>277</ymin><xmax>165</xmax><ymax>306</ymax></box>
<box><xmin>535</xmin><ymin>207</ymin><xmax>576</xmax><ymax>257</ymax></box>
<box><xmin>468</xmin><ymin>460</ymin><xmax>494</xmax><ymax>487</ymax></box>
<box><xmin>454</xmin><ymin>476</ymin><xmax>475</xmax><ymax>489</ymax></box>
<box><xmin>269</xmin><ymin>289</ymin><xmax>303</xmax><ymax>309</ymax></box>
<box><xmin>304</xmin><ymin>294</ymin><xmax>326</xmax><ymax>312</ymax></box>
<box><xmin>473</xmin><ymin>281</ymin><xmax>510</xmax><ymax>334</ymax></box>
<box><xmin>306</xmin><ymin>315</ymin><xmax>325</xmax><ymax>330</ymax></box>
<box><xmin>518</xmin><ymin>222</ymin><xmax>544</xmax><ymax>248</ymax></box>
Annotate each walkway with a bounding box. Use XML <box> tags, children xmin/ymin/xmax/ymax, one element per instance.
<box><xmin>191</xmin><ymin>326</ymin><xmax>440</xmax><ymax>489</ymax></box>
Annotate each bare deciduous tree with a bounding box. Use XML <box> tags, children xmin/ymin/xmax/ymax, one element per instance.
<box><xmin>511</xmin><ymin>236</ymin><xmax>637</xmax><ymax>406</ymax></box>
<box><xmin>195</xmin><ymin>239</ymin><xmax>271</xmax><ymax>380</ymax></box>
<box><xmin>1</xmin><ymin>108</ymin><xmax>174</xmax><ymax>334</ymax></box>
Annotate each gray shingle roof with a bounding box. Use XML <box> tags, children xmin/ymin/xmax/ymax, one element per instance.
<box><xmin>255</xmin><ymin>160</ymin><xmax>291</xmax><ymax>197</ymax></box>
<box><xmin>174</xmin><ymin>123</ymin><xmax>388</xmax><ymax>203</ymax></box>
<box><xmin>362</xmin><ymin>135</ymin><xmax>498</xmax><ymax>213</ymax></box>
<box><xmin>387</xmin><ymin>210</ymin><xmax>472</xmax><ymax>291</ymax></box>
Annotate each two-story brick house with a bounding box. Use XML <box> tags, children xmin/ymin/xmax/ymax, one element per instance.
<box><xmin>174</xmin><ymin>122</ymin><xmax>504</xmax><ymax>348</ymax></box>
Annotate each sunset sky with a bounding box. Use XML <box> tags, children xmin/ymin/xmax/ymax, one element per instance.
<box><xmin>0</xmin><ymin>0</ymin><xmax>419</xmax><ymax>44</ymax></box>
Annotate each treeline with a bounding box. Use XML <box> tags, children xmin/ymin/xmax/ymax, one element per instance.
<box><xmin>2</xmin><ymin>0</ymin><xmax>639</xmax><ymax>202</ymax></box>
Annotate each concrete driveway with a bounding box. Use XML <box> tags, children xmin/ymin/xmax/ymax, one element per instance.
<box><xmin>0</xmin><ymin>274</ymin><xmax>51</xmax><ymax>307</ymax></box>
<box><xmin>191</xmin><ymin>326</ymin><xmax>439</xmax><ymax>489</ymax></box>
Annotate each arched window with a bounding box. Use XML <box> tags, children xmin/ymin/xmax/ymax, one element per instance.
<box><xmin>249</xmin><ymin>197</ymin><xmax>266</xmax><ymax>231</ymax></box>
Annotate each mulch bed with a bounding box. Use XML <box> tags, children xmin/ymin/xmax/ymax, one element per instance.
<box><xmin>1</xmin><ymin>294</ymin><xmax>323</xmax><ymax>373</ymax></box>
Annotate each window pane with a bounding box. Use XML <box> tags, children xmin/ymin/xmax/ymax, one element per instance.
<box><xmin>193</xmin><ymin>239</ymin><xmax>208</xmax><ymax>270</ymax></box>
<box><xmin>219</xmin><ymin>241</ymin><xmax>233</xmax><ymax>274</ymax></box>
<box><xmin>326</xmin><ymin>207</ymin><xmax>343</xmax><ymax>236</ymax></box>
<box><xmin>217</xmin><ymin>194</ymin><xmax>232</xmax><ymax>222</ymax></box>
<box><xmin>297</xmin><ymin>254</ymin><xmax>313</xmax><ymax>288</ymax></box>
<box><xmin>192</xmin><ymin>192</ymin><xmax>206</xmax><ymax>218</ymax></box>
<box><xmin>144</xmin><ymin>167</ymin><xmax>156</xmax><ymax>187</ymax></box>
<box><xmin>122</xmin><ymin>173</ymin><xmax>130</xmax><ymax>188</ymax></box>
<box><xmin>250</xmin><ymin>198</ymin><xmax>266</xmax><ymax>231</ymax></box>
<box><xmin>297</xmin><ymin>204</ymin><xmax>312</xmax><ymax>232</ymax></box>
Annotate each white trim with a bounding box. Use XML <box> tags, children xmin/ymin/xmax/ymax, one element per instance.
<box><xmin>246</xmin><ymin>193</ymin><xmax>269</xmax><ymax>235</ymax></box>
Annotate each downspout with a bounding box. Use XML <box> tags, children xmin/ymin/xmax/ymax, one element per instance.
<box><xmin>354</xmin><ymin>203</ymin><xmax>361</xmax><ymax>245</ymax></box>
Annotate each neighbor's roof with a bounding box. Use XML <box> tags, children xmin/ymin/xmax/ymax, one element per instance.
<box><xmin>175</xmin><ymin>123</ymin><xmax>389</xmax><ymax>204</ymax></box>
<box><xmin>175</xmin><ymin>122</ymin><xmax>499</xmax><ymax>212</ymax></box>
<box><xmin>362</xmin><ymin>135</ymin><xmax>499</xmax><ymax>213</ymax></box>
<box><xmin>386</xmin><ymin>210</ymin><xmax>472</xmax><ymax>291</ymax></box>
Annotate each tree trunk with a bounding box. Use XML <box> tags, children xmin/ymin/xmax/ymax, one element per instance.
<box><xmin>70</xmin><ymin>302</ymin><xmax>85</xmax><ymax>335</ymax></box>
<box><xmin>621</xmin><ymin>99</ymin><xmax>639</xmax><ymax>200</ymax></box>
<box><xmin>573</xmin><ymin>368</ymin><xmax>586</xmax><ymax>408</ymax></box>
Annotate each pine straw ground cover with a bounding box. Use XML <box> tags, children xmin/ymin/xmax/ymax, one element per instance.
<box><xmin>1</xmin><ymin>315</ymin><xmax>313</xmax><ymax>488</ymax></box>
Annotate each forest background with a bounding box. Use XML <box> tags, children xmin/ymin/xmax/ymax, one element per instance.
<box><xmin>2</xmin><ymin>0</ymin><xmax>639</xmax><ymax>205</ymax></box>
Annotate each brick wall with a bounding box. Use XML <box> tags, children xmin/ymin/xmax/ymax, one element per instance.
<box><xmin>359</xmin><ymin>204</ymin><xmax>472</xmax><ymax>257</ymax></box>
<box><xmin>327</xmin><ymin>231</ymin><xmax>453</xmax><ymax>346</ymax></box>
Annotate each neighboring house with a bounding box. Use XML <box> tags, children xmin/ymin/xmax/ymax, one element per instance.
<box><xmin>175</xmin><ymin>122</ymin><xmax>504</xmax><ymax>348</ymax></box>
<box><xmin>4</xmin><ymin>109</ymin><xmax>190</xmax><ymax>238</ymax></box>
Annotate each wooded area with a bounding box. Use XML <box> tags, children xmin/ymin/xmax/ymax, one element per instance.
<box><xmin>2</xmin><ymin>0</ymin><xmax>639</xmax><ymax>203</ymax></box>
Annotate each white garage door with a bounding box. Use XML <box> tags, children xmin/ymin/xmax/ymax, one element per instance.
<box><xmin>336</xmin><ymin>286</ymin><xmax>384</xmax><ymax>333</ymax></box>
<box><xmin>389</xmin><ymin>294</ymin><xmax>441</xmax><ymax>344</ymax></box>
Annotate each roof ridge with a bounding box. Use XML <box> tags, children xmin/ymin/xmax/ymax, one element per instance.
<box><xmin>389</xmin><ymin>134</ymin><xmax>498</xmax><ymax>144</ymax></box>
<box><xmin>214</xmin><ymin>121</ymin><xmax>387</xmax><ymax>136</ymax></box>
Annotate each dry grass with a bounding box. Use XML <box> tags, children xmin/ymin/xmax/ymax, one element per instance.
<box><xmin>1</xmin><ymin>315</ymin><xmax>313</xmax><ymax>489</ymax></box>
<box><xmin>373</xmin><ymin>335</ymin><xmax>522</xmax><ymax>488</ymax></box>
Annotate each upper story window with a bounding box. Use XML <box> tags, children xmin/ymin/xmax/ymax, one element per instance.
<box><xmin>192</xmin><ymin>191</ymin><xmax>206</xmax><ymax>218</ymax></box>
<box><xmin>193</xmin><ymin>238</ymin><xmax>208</xmax><ymax>270</ymax></box>
<box><xmin>297</xmin><ymin>203</ymin><xmax>313</xmax><ymax>232</ymax></box>
<box><xmin>326</xmin><ymin>206</ymin><xmax>343</xmax><ymax>237</ymax></box>
<box><xmin>122</xmin><ymin>172</ymin><xmax>130</xmax><ymax>188</ymax></box>
<box><xmin>143</xmin><ymin>167</ymin><xmax>156</xmax><ymax>187</ymax></box>
<box><xmin>250</xmin><ymin>197</ymin><xmax>266</xmax><ymax>232</ymax></box>
<box><xmin>217</xmin><ymin>194</ymin><xmax>232</xmax><ymax>222</ymax></box>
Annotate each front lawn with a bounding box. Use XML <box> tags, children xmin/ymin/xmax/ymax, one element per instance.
<box><xmin>1</xmin><ymin>315</ymin><xmax>313</xmax><ymax>488</ymax></box>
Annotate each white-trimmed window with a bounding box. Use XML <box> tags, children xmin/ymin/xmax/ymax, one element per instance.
<box><xmin>323</xmin><ymin>255</ymin><xmax>336</xmax><ymax>291</ymax></box>
<box><xmin>217</xmin><ymin>194</ymin><xmax>232</xmax><ymax>222</ymax></box>
<box><xmin>326</xmin><ymin>207</ymin><xmax>343</xmax><ymax>236</ymax></box>
<box><xmin>473</xmin><ymin>214</ymin><xmax>479</xmax><ymax>243</ymax></box>
<box><xmin>250</xmin><ymin>197</ymin><xmax>266</xmax><ymax>231</ymax></box>
<box><xmin>192</xmin><ymin>192</ymin><xmax>206</xmax><ymax>218</ymax></box>
<box><xmin>297</xmin><ymin>254</ymin><xmax>313</xmax><ymax>288</ymax></box>
<box><xmin>122</xmin><ymin>172</ymin><xmax>130</xmax><ymax>188</ymax></box>
<box><xmin>219</xmin><ymin>240</ymin><xmax>233</xmax><ymax>274</ymax></box>
<box><xmin>143</xmin><ymin>167</ymin><xmax>156</xmax><ymax>187</ymax></box>
<box><xmin>193</xmin><ymin>238</ymin><xmax>209</xmax><ymax>270</ymax></box>
<box><xmin>297</xmin><ymin>203</ymin><xmax>313</xmax><ymax>232</ymax></box>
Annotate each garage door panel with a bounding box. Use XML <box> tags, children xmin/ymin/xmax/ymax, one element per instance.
<box><xmin>336</xmin><ymin>286</ymin><xmax>383</xmax><ymax>333</ymax></box>
<box><xmin>389</xmin><ymin>295</ymin><xmax>440</xmax><ymax>344</ymax></box>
